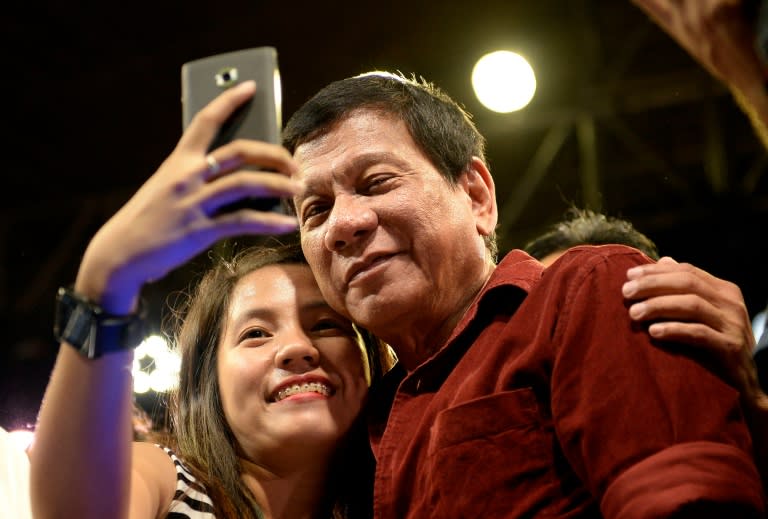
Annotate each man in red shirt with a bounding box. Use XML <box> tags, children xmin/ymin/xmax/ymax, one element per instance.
<box><xmin>285</xmin><ymin>72</ymin><xmax>764</xmax><ymax>517</ymax></box>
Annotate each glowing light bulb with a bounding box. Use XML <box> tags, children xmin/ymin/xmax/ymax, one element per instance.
<box><xmin>472</xmin><ymin>50</ymin><xmax>536</xmax><ymax>113</ymax></box>
<box><xmin>132</xmin><ymin>335</ymin><xmax>180</xmax><ymax>394</ymax></box>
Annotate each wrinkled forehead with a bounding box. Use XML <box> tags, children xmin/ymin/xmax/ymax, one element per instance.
<box><xmin>293</xmin><ymin>104</ymin><xmax>403</xmax><ymax>149</ymax></box>
<box><xmin>293</xmin><ymin>109</ymin><xmax>415</xmax><ymax>183</ymax></box>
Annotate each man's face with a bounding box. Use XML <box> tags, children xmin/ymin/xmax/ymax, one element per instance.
<box><xmin>292</xmin><ymin>109</ymin><xmax>495</xmax><ymax>345</ymax></box>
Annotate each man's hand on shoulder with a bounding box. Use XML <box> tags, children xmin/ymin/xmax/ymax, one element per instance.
<box><xmin>622</xmin><ymin>256</ymin><xmax>767</xmax><ymax>412</ymax></box>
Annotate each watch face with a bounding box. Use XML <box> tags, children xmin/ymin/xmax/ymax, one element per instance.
<box><xmin>54</xmin><ymin>288</ymin><xmax>97</xmax><ymax>357</ymax></box>
<box><xmin>54</xmin><ymin>287</ymin><xmax>144</xmax><ymax>359</ymax></box>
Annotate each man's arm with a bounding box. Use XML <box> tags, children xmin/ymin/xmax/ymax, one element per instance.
<box><xmin>623</xmin><ymin>256</ymin><xmax>768</xmax><ymax>486</ymax></box>
<box><xmin>631</xmin><ymin>0</ymin><xmax>768</xmax><ymax>149</ymax></box>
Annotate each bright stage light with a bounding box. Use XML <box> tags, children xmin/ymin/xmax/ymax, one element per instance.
<box><xmin>132</xmin><ymin>335</ymin><xmax>180</xmax><ymax>394</ymax></box>
<box><xmin>472</xmin><ymin>50</ymin><xmax>536</xmax><ymax>113</ymax></box>
<box><xmin>7</xmin><ymin>429</ymin><xmax>35</xmax><ymax>452</ymax></box>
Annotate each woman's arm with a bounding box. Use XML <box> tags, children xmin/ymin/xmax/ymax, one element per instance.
<box><xmin>29</xmin><ymin>79</ymin><xmax>300</xmax><ymax>519</ymax></box>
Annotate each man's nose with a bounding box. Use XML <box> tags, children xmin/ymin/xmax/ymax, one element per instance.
<box><xmin>323</xmin><ymin>195</ymin><xmax>377</xmax><ymax>252</ymax></box>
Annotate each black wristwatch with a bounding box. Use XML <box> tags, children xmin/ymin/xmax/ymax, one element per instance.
<box><xmin>53</xmin><ymin>286</ymin><xmax>146</xmax><ymax>359</ymax></box>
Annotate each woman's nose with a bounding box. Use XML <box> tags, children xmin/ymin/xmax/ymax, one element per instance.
<box><xmin>274</xmin><ymin>333</ymin><xmax>320</xmax><ymax>371</ymax></box>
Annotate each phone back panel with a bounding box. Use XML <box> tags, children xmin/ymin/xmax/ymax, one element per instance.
<box><xmin>181</xmin><ymin>47</ymin><xmax>281</xmax><ymax>147</ymax></box>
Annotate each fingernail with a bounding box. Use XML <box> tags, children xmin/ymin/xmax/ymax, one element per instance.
<box><xmin>648</xmin><ymin>323</ymin><xmax>663</xmax><ymax>337</ymax></box>
<box><xmin>236</xmin><ymin>80</ymin><xmax>256</xmax><ymax>92</ymax></box>
<box><xmin>622</xmin><ymin>280</ymin><xmax>638</xmax><ymax>297</ymax></box>
<box><xmin>629</xmin><ymin>302</ymin><xmax>646</xmax><ymax>319</ymax></box>
<box><xmin>626</xmin><ymin>266</ymin><xmax>642</xmax><ymax>279</ymax></box>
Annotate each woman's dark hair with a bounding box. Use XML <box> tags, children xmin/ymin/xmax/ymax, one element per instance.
<box><xmin>168</xmin><ymin>241</ymin><xmax>389</xmax><ymax>518</ymax></box>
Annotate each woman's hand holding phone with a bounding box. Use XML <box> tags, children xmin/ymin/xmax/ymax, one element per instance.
<box><xmin>76</xmin><ymin>80</ymin><xmax>300</xmax><ymax>315</ymax></box>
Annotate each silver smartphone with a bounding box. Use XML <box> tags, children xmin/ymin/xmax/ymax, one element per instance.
<box><xmin>181</xmin><ymin>47</ymin><xmax>284</xmax><ymax>213</ymax></box>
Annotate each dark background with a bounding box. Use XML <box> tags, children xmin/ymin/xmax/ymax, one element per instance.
<box><xmin>2</xmin><ymin>1</ymin><xmax>767</xmax><ymax>430</ymax></box>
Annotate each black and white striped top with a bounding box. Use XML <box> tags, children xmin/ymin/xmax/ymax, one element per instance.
<box><xmin>160</xmin><ymin>446</ymin><xmax>217</xmax><ymax>518</ymax></box>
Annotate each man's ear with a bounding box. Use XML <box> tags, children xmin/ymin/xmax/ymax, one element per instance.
<box><xmin>460</xmin><ymin>156</ymin><xmax>498</xmax><ymax>237</ymax></box>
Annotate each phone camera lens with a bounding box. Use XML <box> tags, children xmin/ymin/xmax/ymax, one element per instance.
<box><xmin>215</xmin><ymin>67</ymin><xmax>239</xmax><ymax>88</ymax></box>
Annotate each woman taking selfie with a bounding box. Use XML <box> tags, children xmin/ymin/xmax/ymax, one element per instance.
<box><xmin>29</xmin><ymin>80</ymin><xmax>390</xmax><ymax>519</ymax></box>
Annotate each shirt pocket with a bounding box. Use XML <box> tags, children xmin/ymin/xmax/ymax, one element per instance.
<box><xmin>427</xmin><ymin>387</ymin><xmax>555</xmax><ymax>517</ymax></box>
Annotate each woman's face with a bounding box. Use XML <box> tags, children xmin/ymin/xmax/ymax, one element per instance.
<box><xmin>216</xmin><ymin>263</ymin><xmax>369</xmax><ymax>467</ymax></box>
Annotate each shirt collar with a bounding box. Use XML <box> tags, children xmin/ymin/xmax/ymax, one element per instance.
<box><xmin>381</xmin><ymin>250</ymin><xmax>544</xmax><ymax>386</ymax></box>
<box><xmin>445</xmin><ymin>249</ymin><xmax>544</xmax><ymax>345</ymax></box>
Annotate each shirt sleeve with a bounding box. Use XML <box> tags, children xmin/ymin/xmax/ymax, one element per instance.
<box><xmin>549</xmin><ymin>245</ymin><xmax>765</xmax><ymax>518</ymax></box>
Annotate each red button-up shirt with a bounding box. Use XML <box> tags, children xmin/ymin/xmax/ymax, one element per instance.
<box><xmin>368</xmin><ymin>245</ymin><xmax>763</xmax><ymax>518</ymax></box>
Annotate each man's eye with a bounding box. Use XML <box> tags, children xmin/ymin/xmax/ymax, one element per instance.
<box><xmin>362</xmin><ymin>175</ymin><xmax>393</xmax><ymax>193</ymax></box>
<box><xmin>302</xmin><ymin>202</ymin><xmax>330</xmax><ymax>223</ymax></box>
<box><xmin>312</xmin><ymin>319</ymin><xmax>353</xmax><ymax>335</ymax></box>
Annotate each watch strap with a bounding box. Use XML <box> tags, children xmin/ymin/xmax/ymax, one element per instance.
<box><xmin>54</xmin><ymin>286</ymin><xmax>146</xmax><ymax>359</ymax></box>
